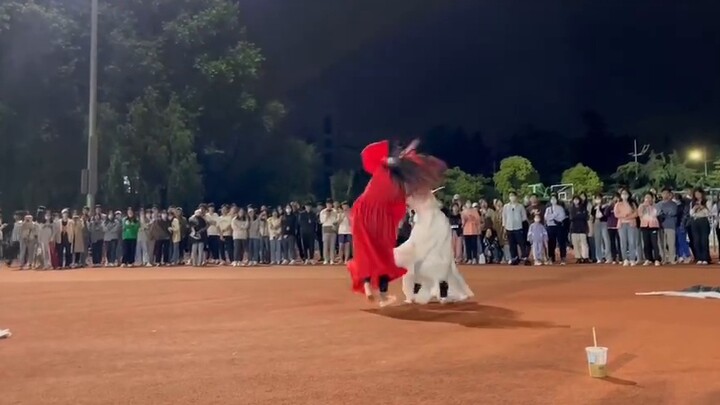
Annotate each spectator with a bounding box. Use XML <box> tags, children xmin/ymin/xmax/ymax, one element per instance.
<box><xmin>151</xmin><ymin>210</ymin><xmax>171</xmax><ymax>266</ymax></box>
<box><xmin>18</xmin><ymin>214</ymin><xmax>38</xmax><ymax>270</ymax></box>
<box><xmin>605</xmin><ymin>193</ymin><xmax>622</xmax><ymax>264</ymax></box>
<box><xmin>55</xmin><ymin>209</ymin><xmax>74</xmax><ymax>269</ymax></box>
<box><xmin>527</xmin><ymin>213</ymin><xmax>548</xmax><ymax>265</ymax></box>
<box><xmin>448</xmin><ymin>204</ymin><xmax>463</xmax><ymax>262</ymax></box>
<box><xmin>206</xmin><ymin>204</ymin><xmax>221</xmax><ymax>264</ymax></box>
<box><xmin>137</xmin><ymin>209</ymin><xmax>151</xmax><ymax>266</ymax></box>
<box><xmin>231</xmin><ymin>207</ymin><xmax>249</xmax><ymax>266</ymax></box>
<box><xmin>491</xmin><ymin>199</ymin><xmax>508</xmax><ymax>262</ymax></box>
<box><xmin>544</xmin><ymin>194</ymin><xmax>568</xmax><ymax>265</ymax></box>
<box><xmin>298</xmin><ymin>203</ymin><xmax>317</xmax><ymax>264</ymax></box>
<box><xmin>38</xmin><ymin>211</ymin><xmax>55</xmax><ymax>269</ymax></box>
<box><xmin>569</xmin><ymin>196</ymin><xmax>590</xmax><ymax>263</ymax></box>
<box><xmin>638</xmin><ymin>192</ymin><xmax>661</xmax><ymax>266</ymax></box>
<box><xmin>319</xmin><ymin>199</ymin><xmax>339</xmax><ymax>265</ymax></box>
<box><xmin>170</xmin><ymin>208</ymin><xmax>182</xmax><ymax>265</ymax></box>
<box><xmin>268</xmin><ymin>210</ymin><xmax>282</xmax><ymax>265</ymax></box>
<box><xmin>121</xmin><ymin>208</ymin><xmax>140</xmax><ymax>267</ymax></box>
<box><xmin>218</xmin><ymin>205</ymin><xmax>233</xmax><ymax>265</ymax></box>
<box><xmin>247</xmin><ymin>208</ymin><xmax>262</xmax><ymax>266</ymax></box>
<box><xmin>189</xmin><ymin>209</ymin><xmax>207</xmax><ymax>267</ymax></box>
<box><xmin>281</xmin><ymin>205</ymin><xmax>298</xmax><ymax>264</ymax></box>
<box><xmin>72</xmin><ymin>212</ymin><xmax>86</xmax><ymax>268</ymax></box>
<box><xmin>461</xmin><ymin>202</ymin><xmax>481</xmax><ymax>263</ymax></box>
<box><xmin>614</xmin><ymin>189</ymin><xmax>638</xmax><ymax>266</ymax></box>
<box><xmin>656</xmin><ymin>187</ymin><xmax>678</xmax><ymax>264</ymax></box>
<box><xmin>689</xmin><ymin>187</ymin><xmax>711</xmax><ymax>264</ymax></box>
<box><xmin>481</xmin><ymin>227</ymin><xmax>502</xmax><ymax>264</ymax></box>
<box><xmin>337</xmin><ymin>202</ymin><xmax>353</xmax><ymax>264</ymax></box>
<box><xmin>591</xmin><ymin>194</ymin><xmax>612</xmax><ymax>263</ymax></box>
<box><xmin>502</xmin><ymin>191</ymin><xmax>529</xmax><ymax>265</ymax></box>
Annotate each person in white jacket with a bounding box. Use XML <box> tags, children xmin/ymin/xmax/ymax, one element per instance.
<box><xmin>319</xmin><ymin>200</ymin><xmax>339</xmax><ymax>265</ymax></box>
<box><xmin>394</xmin><ymin>190</ymin><xmax>474</xmax><ymax>304</ymax></box>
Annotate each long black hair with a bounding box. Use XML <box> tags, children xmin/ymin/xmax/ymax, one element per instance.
<box><xmin>386</xmin><ymin>140</ymin><xmax>446</xmax><ymax>194</ymax></box>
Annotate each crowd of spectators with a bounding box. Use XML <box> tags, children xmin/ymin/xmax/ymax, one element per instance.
<box><xmin>0</xmin><ymin>185</ymin><xmax>716</xmax><ymax>270</ymax></box>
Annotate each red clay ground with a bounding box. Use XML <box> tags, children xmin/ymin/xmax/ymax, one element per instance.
<box><xmin>3</xmin><ymin>264</ymin><xmax>720</xmax><ymax>405</ymax></box>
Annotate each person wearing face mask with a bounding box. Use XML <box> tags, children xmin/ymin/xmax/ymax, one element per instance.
<box><xmin>102</xmin><ymin>210</ymin><xmax>121</xmax><ymax>267</ymax></box>
<box><xmin>88</xmin><ymin>213</ymin><xmax>105</xmax><ymax>267</ymax></box>
<box><xmin>527</xmin><ymin>213</ymin><xmax>548</xmax><ymax>265</ymax></box>
<box><xmin>461</xmin><ymin>201</ymin><xmax>481</xmax><ymax>264</ymax></box>
<box><xmin>149</xmin><ymin>210</ymin><xmax>171</xmax><ymax>266</ymax></box>
<box><xmin>605</xmin><ymin>193</ymin><xmax>622</xmax><ymax>264</ymax></box>
<box><xmin>122</xmin><ymin>208</ymin><xmax>141</xmax><ymax>267</ymax></box>
<box><xmin>591</xmin><ymin>193</ymin><xmax>612</xmax><ymax>264</ymax></box>
<box><xmin>279</xmin><ymin>206</ymin><xmax>298</xmax><ymax>264</ymax></box>
<box><xmin>502</xmin><ymin>191</ymin><xmax>529</xmax><ymax>265</ymax></box>
<box><xmin>673</xmin><ymin>193</ymin><xmax>691</xmax><ymax>263</ymax></box>
<box><xmin>614</xmin><ymin>188</ymin><xmax>638</xmax><ymax>266</ymax></box>
<box><xmin>337</xmin><ymin>202</ymin><xmax>353</xmax><ymax>265</ymax></box>
<box><xmin>569</xmin><ymin>196</ymin><xmax>590</xmax><ymax>263</ymax></box>
<box><xmin>38</xmin><ymin>211</ymin><xmax>55</xmax><ymax>269</ymax></box>
<box><xmin>638</xmin><ymin>192</ymin><xmax>662</xmax><ymax>266</ymax></box>
<box><xmin>689</xmin><ymin>187</ymin><xmax>711</xmax><ymax>264</ymax></box>
<box><xmin>136</xmin><ymin>209</ymin><xmax>151</xmax><ymax>267</ymax></box>
<box><xmin>544</xmin><ymin>194</ymin><xmax>568</xmax><ymax>265</ymax></box>
<box><xmin>53</xmin><ymin>209</ymin><xmax>75</xmax><ymax>269</ymax></box>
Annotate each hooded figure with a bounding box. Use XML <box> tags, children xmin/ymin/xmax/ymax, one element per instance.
<box><xmin>347</xmin><ymin>139</ymin><xmax>446</xmax><ymax>307</ymax></box>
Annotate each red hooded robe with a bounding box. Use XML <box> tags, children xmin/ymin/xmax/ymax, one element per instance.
<box><xmin>347</xmin><ymin>140</ymin><xmax>408</xmax><ymax>293</ymax></box>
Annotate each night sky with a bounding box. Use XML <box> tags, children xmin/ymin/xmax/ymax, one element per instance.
<box><xmin>240</xmin><ymin>0</ymin><xmax>720</xmax><ymax>150</ymax></box>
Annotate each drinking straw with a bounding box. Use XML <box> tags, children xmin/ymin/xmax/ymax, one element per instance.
<box><xmin>592</xmin><ymin>327</ymin><xmax>598</xmax><ymax>347</ymax></box>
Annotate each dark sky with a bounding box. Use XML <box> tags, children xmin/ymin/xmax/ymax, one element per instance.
<box><xmin>240</xmin><ymin>0</ymin><xmax>720</xmax><ymax>147</ymax></box>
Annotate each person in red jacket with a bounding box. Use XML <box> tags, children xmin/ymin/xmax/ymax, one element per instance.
<box><xmin>347</xmin><ymin>139</ymin><xmax>445</xmax><ymax>307</ymax></box>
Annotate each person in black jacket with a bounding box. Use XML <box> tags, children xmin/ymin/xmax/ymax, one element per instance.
<box><xmin>281</xmin><ymin>205</ymin><xmax>298</xmax><ymax>264</ymax></box>
<box><xmin>297</xmin><ymin>202</ymin><xmax>317</xmax><ymax>264</ymax></box>
<box><xmin>569</xmin><ymin>195</ymin><xmax>590</xmax><ymax>263</ymax></box>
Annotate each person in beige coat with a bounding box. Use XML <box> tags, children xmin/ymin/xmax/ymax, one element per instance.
<box><xmin>54</xmin><ymin>209</ymin><xmax>75</xmax><ymax>269</ymax></box>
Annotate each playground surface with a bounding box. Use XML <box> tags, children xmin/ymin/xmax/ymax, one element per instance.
<box><xmin>2</xmin><ymin>265</ymin><xmax>720</xmax><ymax>405</ymax></box>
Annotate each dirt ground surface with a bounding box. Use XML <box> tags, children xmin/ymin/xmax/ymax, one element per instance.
<box><xmin>3</xmin><ymin>264</ymin><xmax>720</xmax><ymax>405</ymax></box>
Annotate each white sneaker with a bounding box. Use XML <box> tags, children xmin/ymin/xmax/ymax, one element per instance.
<box><xmin>534</xmin><ymin>261</ymin><xmax>542</xmax><ymax>266</ymax></box>
<box><xmin>323</xmin><ymin>261</ymin><xmax>329</xmax><ymax>265</ymax></box>
<box><xmin>643</xmin><ymin>260</ymin><xmax>651</xmax><ymax>266</ymax></box>
<box><xmin>654</xmin><ymin>261</ymin><xmax>661</xmax><ymax>266</ymax></box>
<box><xmin>623</xmin><ymin>260</ymin><xmax>629</xmax><ymax>267</ymax></box>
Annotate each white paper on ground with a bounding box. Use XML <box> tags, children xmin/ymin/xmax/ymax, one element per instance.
<box><xmin>635</xmin><ymin>291</ymin><xmax>720</xmax><ymax>299</ymax></box>
<box><xmin>0</xmin><ymin>329</ymin><xmax>11</xmax><ymax>339</ymax></box>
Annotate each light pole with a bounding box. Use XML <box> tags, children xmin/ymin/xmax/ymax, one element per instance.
<box><xmin>85</xmin><ymin>0</ymin><xmax>99</xmax><ymax>208</ymax></box>
<box><xmin>688</xmin><ymin>147</ymin><xmax>708</xmax><ymax>177</ymax></box>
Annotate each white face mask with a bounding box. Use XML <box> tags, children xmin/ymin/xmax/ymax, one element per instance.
<box><xmin>161</xmin><ymin>214</ymin><xmax>168</xmax><ymax>220</ymax></box>
<box><xmin>594</xmin><ymin>198</ymin><xmax>601</xmax><ymax>204</ymax></box>
<box><xmin>285</xmin><ymin>209</ymin><xmax>292</xmax><ymax>214</ymax></box>
<box><xmin>509</xmin><ymin>196</ymin><xmax>517</xmax><ymax>203</ymax></box>
<box><xmin>621</xmin><ymin>194</ymin><xmax>629</xmax><ymax>200</ymax></box>
<box><xmin>550</xmin><ymin>198</ymin><xmax>557</xmax><ymax>205</ymax></box>
<box><xmin>534</xmin><ymin>217</ymin><xmax>541</xmax><ymax>223</ymax></box>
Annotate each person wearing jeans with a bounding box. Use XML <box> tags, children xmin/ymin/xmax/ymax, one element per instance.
<box><xmin>170</xmin><ymin>209</ymin><xmax>182</xmax><ymax>265</ymax></box>
<box><xmin>461</xmin><ymin>202</ymin><xmax>482</xmax><ymax>264</ymax></box>
<box><xmin>502</xmin><ymin>191</ymin><xmax>528</xmax><ymax>265</ymax></box>
<box><xmin>689</xmin><ymin>188</ymin><xmax>711</xmax><ymax>264</ymax></box>
<box><xmin>319</xmin><ymin>200</ymin><xmax>339</xmax><ymax>265</ymax></box>
<box><xmin>280</xmin><ymin>206</ymin><xmax>298</xmax><ymax>264</ymax></box>
<box><xmin>268</xmin><ymin>211</ymin><xmax>282</xmax><ymax>264</ymax></box>
<box><xmin>591</xmin><ymin>195</ymin><xmax>612</xmax><ymax>263</ymax></box>
<box><xmin>657</xmin><ymin>188</ymin><xmax>678</xmax><ymax>264</ymax></box>
<box><xmin>189</xmin><ymin>210</ymin><xmax>208</xmax><ymax>267</ymax></box>
<box><xmin>614</xmin><ymin>189</ymin><xmax>638</xmax><ymax>266</ymax></box>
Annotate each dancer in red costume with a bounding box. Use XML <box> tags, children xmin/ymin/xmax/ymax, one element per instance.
<box><xmin>347</xmin><ymin>139</ymin><xmax>446</xmax><ymax>307</ymax></box>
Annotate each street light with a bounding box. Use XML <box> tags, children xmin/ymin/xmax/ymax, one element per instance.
<box><xmin>688</xmin><ymin>147</ymin><xmax>708</xmax><ymax>176</ymax></box>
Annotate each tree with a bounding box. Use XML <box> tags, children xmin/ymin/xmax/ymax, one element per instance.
<box><xmin>104</xmin><ymin>89</ymin><xmax>203</xmax><ymax>208</ymax></box>
<box><xmin>561</xmin><ymin>164</ymin><xmax>603</xmax><ymax>195</ymax></box>
<box><xmin>611</xmin><ymin>151</ymin><xmax>699</xmax><ymax>191</ymax></box>
<box><xmin>443</xmin><ymin>167</ymin><xmax>489</xmax><ymax>202</ymax></box>
<box><xmin>493</xmin><ymin>156</ymin><xmax>540</xmax><ymax>197</ymax></box>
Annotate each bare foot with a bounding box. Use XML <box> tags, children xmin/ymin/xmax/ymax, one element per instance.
<box><xmin>378</xmin><ymin>295</ymin><xmax>397</xmax><ymax>308</ymax></box>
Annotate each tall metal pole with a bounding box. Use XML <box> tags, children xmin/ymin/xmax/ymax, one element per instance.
<box><xmin>704</xmin><ymin>147</ymin><xmax>708</xmax><ymax>177</ymax></box>
<box><xmin>86</xmin><ymin>0</ymin><xmax>99</xmax><ymax>208</ymax></box>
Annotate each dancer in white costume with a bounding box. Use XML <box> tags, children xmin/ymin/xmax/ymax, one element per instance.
<box><xmin>394</xmin><ymin>190</ymin><xmax>474</xmax><ymax>304</ymax></box>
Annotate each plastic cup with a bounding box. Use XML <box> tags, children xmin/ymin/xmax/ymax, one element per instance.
<box><xmin>585</xmin><ymin>346</ymin><xmax>608</xmax><ymax>378</ymax></box>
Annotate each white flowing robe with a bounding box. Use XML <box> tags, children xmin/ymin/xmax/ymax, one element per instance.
<box><xmin>394</xmin><ymin>193</ymin><xmax>474</xmax><ymax>303</ymax></box>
